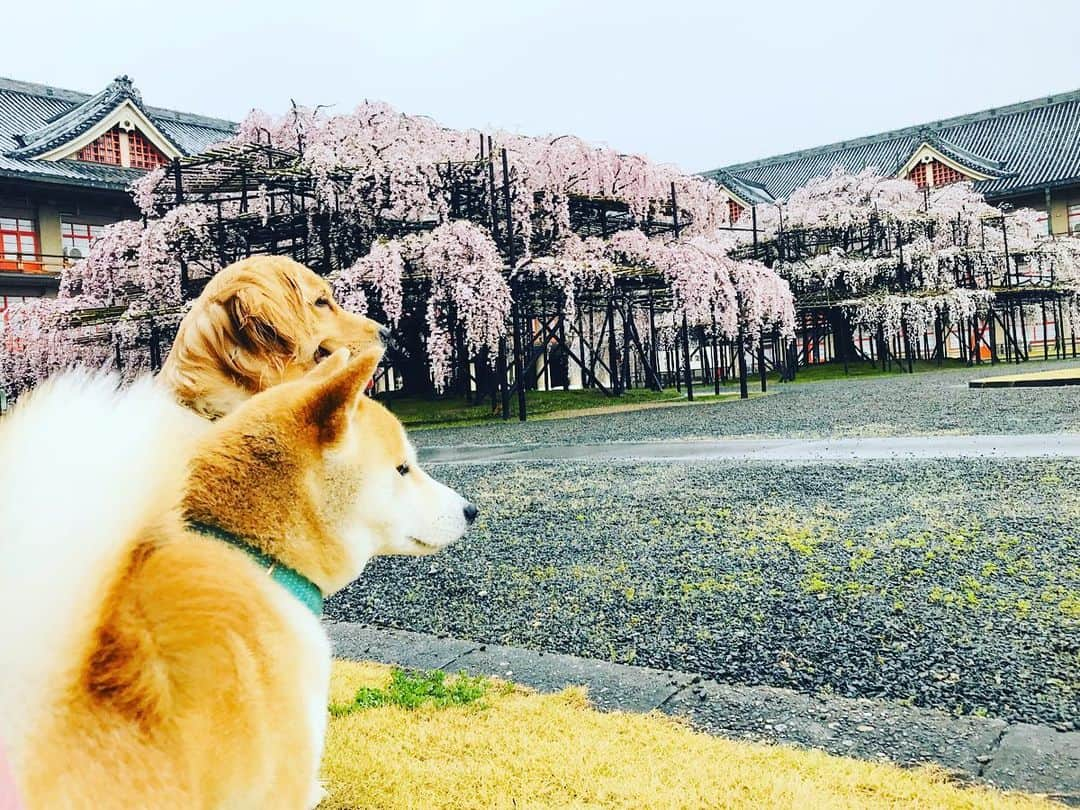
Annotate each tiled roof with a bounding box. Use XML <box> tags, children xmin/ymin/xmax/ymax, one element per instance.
<box><xmin>708</xmin><ymin>169</ymin><xmax>775</xmax><ymax>206</ymax></box>
<box><xmin>0</xmin><ymin>75</ymin><xmax>236</xmax><ymax>192</ymax></box>
<box><xmin>704</xmin><ymin>89</ymin><xmax>1080</xmax><ymax>202</ymax></box>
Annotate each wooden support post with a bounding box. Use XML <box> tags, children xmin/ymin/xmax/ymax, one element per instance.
<box><xmin>607</xmin><ymin>301</ymin><xmax>621</xmax><ymax>395</ymax></box>
<box><xmin>988</xmin><ymin>306</ymin><xmax>998</xmax><ymax>364</ymax></box>
<box><xmin>1017</xmin><ymin>304</ymin><xmax>1029</xmax><ymax>361</ymax></box>
<box><xmin>757</xmin><ymin>332</ymin><xmax>767</xmax><ymax>392</ymax></box>
<box><xmin>1041</xmin><ymin>296</ymin><xmax>1050</xmax><ymax>361</ymax></box>
<box><xmin>711</xmin><ymin>313</ymin><xmax>721</xmax><ymax>396</ymax></box>
<box><xmin>681</xmin><ymin>314</ymin><xmax>694</xmax><ymax>401</ymax></box>
<box><xmin>648</xmin><ymin>291</ymin><xmax>661</xmax><ymax>391</ymax></box>
<box><xmin>840</xmin><ymin>316</ymin><xmax>849</xmax><ymax>375</ymax></box>
<box><xmin>498</xmin><ymin>148</ymin><xmax>527</xmax><ymax>421</ymax></box>
<box><xmin>511</xmin><ymin>302</ymin><xmax>527</xmax><ymax>421</ymax></box>
<box><xmin>559</xmin><ymin>314</ymin><xmax>570</xmax><ymax>391</ymax></box>
<box><xmin>497</xmin><ymin>337</ymin><xmax>510</xmax><ymax>419</ymax></box>
<box><xmin>737</xmin><ymin>325</ymin><xmax>749</xmax><ymax>399</ymax></box>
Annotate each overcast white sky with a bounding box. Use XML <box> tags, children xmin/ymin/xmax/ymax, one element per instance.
<box><xmin>5</xmin><ymin>0</ymin><xmax>1079</xmax><ymax>172</ymax></box>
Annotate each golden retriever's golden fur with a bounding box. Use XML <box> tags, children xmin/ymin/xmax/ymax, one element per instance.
<box><xmin>0</xmin><ymin>350</ymin><xmax>473</xmax><ymax>809</ymax></box>
<box><xmin>162</xmin><ymin>255</ymin><xmax>384</xmax><ymax>419</ymax></box>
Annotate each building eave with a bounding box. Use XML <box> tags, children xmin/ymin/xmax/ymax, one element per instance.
<box><xmin>980</xmin><ymin>176</ymin><xmax>1080</xmax><ymax>202</ymax></box>
<box><xmin>0</xmin><ymin>165</ymin><xmax>137</xmax><ymax>194</ymax></box>
<box><xmin>0</xmin><ymin>270</ymin><xmax>60</xmax><ymax>292</ymax></box>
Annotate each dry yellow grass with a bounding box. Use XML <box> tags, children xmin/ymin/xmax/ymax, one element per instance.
<box><xmin>322</xmin><ymin>661</ymin><xmax>1059</xmax><ymax>810</ymax></box>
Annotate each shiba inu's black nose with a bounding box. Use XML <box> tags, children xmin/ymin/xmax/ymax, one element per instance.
<box><xmin>463</xmin><ymin>503</ymin><xmax>478</xmax><ymax>525</ymax></box>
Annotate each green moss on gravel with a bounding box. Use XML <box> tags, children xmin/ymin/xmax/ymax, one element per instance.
<box><xmin>329</xmin><ymin>457</ymin><xmax>1080</xmax><ymax>726</ymax></box>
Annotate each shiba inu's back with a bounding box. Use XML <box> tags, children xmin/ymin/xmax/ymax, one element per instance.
<box><xmin>0</xmin><ymin>373</ymin><xmax>191</xmax><ymax>772</ymax></box>
<box><xmin>0</xmin><ymin>351</ymin><xmax>473</xmax><ymax>809</ymax></box>
<box><xmin>0</xmin><ymin>372</ymin><xmax>329</xmax><ymax>808</ymax></box>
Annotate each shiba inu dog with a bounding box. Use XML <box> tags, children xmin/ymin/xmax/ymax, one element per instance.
<box><xmin>162</xmin><ymin>255</ymin><xmax>386</xmax><ymax>420</ymax></box>
<box><xmin>0</xmin><ymin>348</ymin><xmax>475</xmax><ymax>809</ymax></box>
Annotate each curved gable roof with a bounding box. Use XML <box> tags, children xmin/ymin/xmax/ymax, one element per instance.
<box><xmin>704</xmin><ymin>89</ymin><xmax>1080</xmax><ymax>201</ymax></box>
<box><xmin>7</xmin><ymin>75</ymin><xmax>181</xmax><ymax>158</ymax></box>
<box><xmin>0</xmin><ymin>74</ymin><xmax>236</xmax><ymax>191</ymax></box>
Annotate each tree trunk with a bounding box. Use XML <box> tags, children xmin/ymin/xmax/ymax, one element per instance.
<box><xmin>394</xmin><ymin>308</ymin><xmax>435</xmax><ymax>397</ymax></box>
<box><xmin>827</xmin><ymin>309</ymin><xmax>858</xmax><ymax>362</ymax></box>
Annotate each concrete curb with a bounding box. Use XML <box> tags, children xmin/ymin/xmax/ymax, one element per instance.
<box><xmin>327</xmin><ymin>622</ymin><xmax>1078</xmax><ymax>803</ymax></box>
<box><xmin>417</xmin><ymin>433</ymin><xmax>1080</xmax><ymax>465</ymax></box>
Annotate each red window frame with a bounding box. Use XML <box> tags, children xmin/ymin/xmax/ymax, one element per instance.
<box><xmin>77</xmin><ymin>126</ymin><xmax>123</xmax><ymax>165</ymax></box>
<box><xmin>930</xmin><ymin>160</ymin><xmax>965</xmax><ymax>187</ymax></box>
<box><xmin>908</xmin><ymin>163</ymin><xmax>928</xmax><ymax>190</ymax></box>
<box><xmin>727</xmin><ymin>199</ymin><xmax>745</xmax><ymax>223</ymax></box>
<box><xmin>0</xmin><ymin>217</ymin><xmax>42</xmax><ymax>272</ymax></box>
<box><xmin>60</xmin><ymin>221</ymin><xmax>105</xmax><ymax>263</ymax></box>
<box><xmin>127</xmin><ymin>129</ymin><xmax>167</xmax><ymax>170</ymax></box>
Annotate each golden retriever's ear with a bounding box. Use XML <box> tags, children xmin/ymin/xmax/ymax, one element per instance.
<box><xmin>224</xmin><ymin>285</ymin><xmax>298</xmax><ymax>357</ymax></box>
<box><xmin>302</xmin><ymin>347</ymin><xmax>382</xmax><ymax>442</ymax></box>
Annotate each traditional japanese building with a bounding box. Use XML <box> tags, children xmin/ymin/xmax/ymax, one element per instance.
<box><xmin>0</xmin><ymin>75</ymin><xmax>235</xmax><ymax>315</ymax></box>
<box><xmin>704</xmin><ymin>89</ymin><xmax>1080</xmax><ymax>236</ymax></box>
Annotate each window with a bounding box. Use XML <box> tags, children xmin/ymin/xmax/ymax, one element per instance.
<box><xmin>61</xmin><ymin>220</ymin><xmax>105</xmax><ymax>263</ymax></box>
<box><xmin>1032</xmin><ymin>209</ymin><xmax>1049</xmax><ymax>236</ymax></box>
<box><xmin>77</xmin><ymin>126</ymin><xmax>123</xmax><ymax>165</ymax></box>
<box><xmin>908</xmin><ymin>159</ymin><xmax>967</xmax><ymax>189</ymax></box>
<box><xmin>930</xmin><ymin>160</ymin><xmax>966</xmax><ymax>187</ymax></box>
<box><xmin>908</xmin><ymin>163</ymin><xmax>928</xmax><ymax>190</ymax></box>
<box><xmin>1069</xmin><ymin>203</ymin><xmax>1080</xmax><ymax>236</ymax></box>
<box><xmin>127</xmin><ymin>129</ymin><xmax>167</xmax><ymax>170</ymax></box>
<box><xmin>727</xmin><ymin>199</ymin><xmax>745</xmax><ymax>223</ymax></box>
<box><xmin>0</xmin><ymin>217</ymin><xmax>41</xmax><ymax>272</ymax></box>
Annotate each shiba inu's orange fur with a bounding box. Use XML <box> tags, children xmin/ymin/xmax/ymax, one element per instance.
<box><xmin>162</xmin><ymin>255</ymin><xmax>385</xmax><ymax>419</ymax></box>
<box><xmin>1</xmin><ymin>349</ymin><xmax>473</xmax><ymax>809</ymax></box>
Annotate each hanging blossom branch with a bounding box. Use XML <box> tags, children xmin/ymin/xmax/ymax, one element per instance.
<box><xmin>57</xmin><ymin>204</ymin><xmax>217</xmax><ymax>313</ymax></box>
<box><xmin>417</xmin><ymin>221</ymin><xmax>511</xmax><ymax>391</ymax></box>
<box><xmin>331</xmin><ymin>238</ymin><xmax>406</xmax><ymax>325</ymax></box>
<box><xmin>756</xmin><ymin>167</ymin><xmax>1080</xmax><ymax>339</ymax></box>
<box><xmin>3</xmin><ymin>203</ymin><xmax>217</xmax><ymax>395</ymax></box>
<box><xmin>225</xmin><ymin>102</ymin><xmax>734</xmax><ymax>255</ymax></box>
<box><xmin>512</xmin><ymin>227</ymin><xmax>794</xmax><ymax>344</ymax></box>
<box><xmin>845</xmin><ymin>289</ymin><xmax>995</xmax><ymax>340</ymax></box>
<box><xmin>730</xmin><ymin>260</ymin><xmax>797</xmax><ymax>341</ymax></box>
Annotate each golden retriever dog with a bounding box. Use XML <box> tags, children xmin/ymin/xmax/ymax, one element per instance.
<box><xmin>0</xmin><ymin>348</ymin><xmax>476</xmax><ymax>809</ymax></box>
<box><xmin>161</xmin><ymin>255</ymin><xmax>385</xmax><ymax>419</ymax></box>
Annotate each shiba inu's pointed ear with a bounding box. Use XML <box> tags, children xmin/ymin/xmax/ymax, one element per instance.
<box><xmin>303</xmin><ymin>347</ymin><xmax>382</xmax><ymax>441</ymax></box>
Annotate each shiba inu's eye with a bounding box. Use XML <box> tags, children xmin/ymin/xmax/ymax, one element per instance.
<box><xmin>396</xmin><ymin>463</ymin><xmax>410</xmax><ymax>476</ymax></box>
<box><xmin>314</xmin><ymin>297</ymin><xmax>332</xmax><ymax>308</ymax></box>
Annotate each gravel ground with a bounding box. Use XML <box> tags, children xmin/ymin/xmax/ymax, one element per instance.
<box><xmin>327</xmin><ymin>459</ymin><xmax>1080</xmax><ymax>726</ymax></box>
<box><xmin>411</xmin><ymin>360</ymin><xmax>1080</xmax><ymax>447</ymax></box>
